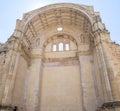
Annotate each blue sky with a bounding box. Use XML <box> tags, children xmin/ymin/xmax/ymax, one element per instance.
<box><xmin>0</xmin><ymin>0</ymin><xmax>120</xmax><ymax>43</ymax></box>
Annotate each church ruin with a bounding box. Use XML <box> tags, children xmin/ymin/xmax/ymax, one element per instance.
<box><xmin>0</xmin><ymin>3</ymin><xmax>120</xmax><ymax>111</ymax></box>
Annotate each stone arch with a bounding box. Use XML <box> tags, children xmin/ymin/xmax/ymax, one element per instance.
<box><xmin>23</xmin><ymin>3</ymin><xmax>93</xmax><ymax>25</ymax></box>
<box><xmin>43</xmin><ymin>33</ymin><xmax>78</xmax><ymax>49</ymax></box>
<box><xmin>2</xmin><ymin>3</ymin><xmax>116</xmax><ymax>111</ymax></box>
<box><xmin>19</xmin><ymin>3</ymin><xmax>93</xmax><ymax>44</ymax></box>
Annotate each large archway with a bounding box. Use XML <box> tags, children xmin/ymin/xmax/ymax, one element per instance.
<box><xmin>20</xmin><ymin>3</ymin><xmax>94</xmax><ymax>111</ymax></box>
<box><xmin>4</xmin><ymin>3</ymin><xmax>108</xmax><ymax>111</ymax></box>
<box><xmin>20</xmin><ymin>3</ymin><xmax>92</xmax><ymax>47</ymax></box>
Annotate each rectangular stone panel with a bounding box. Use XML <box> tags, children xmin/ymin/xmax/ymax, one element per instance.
<box><xmin>40</xmin><ymin>65</ymin><xmax>82</xmax><ymax>111</ymax></box>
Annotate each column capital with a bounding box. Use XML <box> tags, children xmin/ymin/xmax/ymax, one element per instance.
<box><xmin>7</xmin><ymin>36</ymin><xmax>21</xmax><ymax>54</ymax></box>
<box><xmin>30</xmin><ymin>48</ymin><xmax>44</xmax><ymax>60</ymax></box>
<box><xmin>92</xmin><ymin>30</ymin><xmax>111</xmax><ymax>47</ymax></box>
<box><xmin>77</xmin><ymin>43</ymin><xmax>91</xmax><ymax>56</ymax></box>
<box><xmin>77</xmin><ymin>51</ymin><xmax>91</xmax><ymax>56</ymax></box>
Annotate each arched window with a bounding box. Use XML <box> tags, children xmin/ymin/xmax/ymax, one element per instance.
<box><xmin>58</xmin><ymin>42</ymin><xmax>64</xmax><ymax>51</ymax></box>
<box><xmin>52</xmin><ymin>44</ymin><xmax>57</xmax><ymax>51</ymax></box>
<box><xmin>65</xmin><ymin>43</ymin><xmax>70</xmax><ymax>51</ymax></box>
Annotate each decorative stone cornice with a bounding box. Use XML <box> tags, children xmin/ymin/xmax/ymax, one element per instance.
<box><xmin>92</xmin><ymin>29</ymin><xmax>109</xmax><ymax>37</ymax></box>
<box><xmin>7</xmin><ymin>36</ymin><xmax>21</xmax><ymax>52</ymax></box>
<box><xmin>30</xmin><ymin>54</ymin><xmax>43</xmax><ymax>60</ymax></box>
<box><xmin>21</xmin><ymin>42</ymin><xmax>30</xmax><ymax>55</ymax></box>
<box><xmin>30</xmin><ymin>48</ymin><xmax>43</xmax><ymax>60</ymax></box>
<box><xmin>92</xmin><ymin>29</ymin><xmax>111</xmax><ymax>47</ymax></box>
<box><xmin>77</xmin><ymin>50</ymin><xmax>91</xmax><ymax>56</ymax></box>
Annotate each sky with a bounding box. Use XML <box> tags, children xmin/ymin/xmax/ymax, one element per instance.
<box><xmin>0</xmin><ymin>0</ymin><xmax>120</xmax><ymax>44</ymax></box>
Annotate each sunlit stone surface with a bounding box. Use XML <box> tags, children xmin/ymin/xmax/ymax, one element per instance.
<box><xmin>0</xmin><ymin>3</ymin><xmax>120</xmax><ymax>111</ymax></box>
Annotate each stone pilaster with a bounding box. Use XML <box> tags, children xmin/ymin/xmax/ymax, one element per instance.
<box><xmin>100</xmin><ymin>41</ymin><xmax>120</xmax><ymax>102</ymax></box>
<box><xmin>76</xmin><ymin>51</ymin><xmax>84</xmax><ymax>111</ymax></box>
<box><xmin>92</xmin><ymin>14</ymin><xmax>120</xmax><ymax>108</ymax></box>
<box><xmin>26</xmin><ymin>48</ymin><xmax>43</xmax><ymax>111</ymax></box>
<box><xmin>93</xmin><ymin>30</ymin><xmax>113</xmax><ymax>102</ymax></box>
<box><xmin>94</xmin><ymin>29</ymin><xmax>120</xmax><ymax>106</ymax></box>
<box><xmin>94</xmin><ymin>43</ymin><xmax>109</xmax><ymax>102</ymax></box>
<box><xmin>100</xmin><ymin>43</ymin><xmax>120</xmax><ymax>111</ymax></box>
<box><xmin>1</xmin><ymin>37</ymin><xmax>21</xmax><ymax>109</ymax></box>
<box><xmin>77</xmin><ymin>44</ymin><xmax>97</xmax><ymax>111</ymax></box>
<box><xmin>0</xmin><ymin>51</ymin><xmax>7</xmax><ymax>103</ymax></box>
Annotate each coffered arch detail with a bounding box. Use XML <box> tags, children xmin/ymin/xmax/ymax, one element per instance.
<box><xmin>18</xmin><ymin>3</ymin><xmax>95</xmax><ymax>46</ymax></box>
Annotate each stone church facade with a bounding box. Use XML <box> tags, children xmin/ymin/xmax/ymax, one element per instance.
<box><xmin>0</xmin><ymin>3</ymin><xmax>120</xmax><ymax>111</ymax></box>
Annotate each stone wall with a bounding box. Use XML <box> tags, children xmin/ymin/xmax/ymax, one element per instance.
<box><xmin>0</xmin><ymin>3</ymin><xmax>120</xmax><ymax>111</ymax></box>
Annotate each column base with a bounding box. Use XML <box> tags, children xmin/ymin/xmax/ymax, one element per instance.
<box><xmin>97</xmin><ymin>101</ymin><xmax>120</xmax><ymax>111</ymax></box>
<box><xmin>0</xmin><ymin>104</ymin><xmax>17</xmax><ymax>111</ymax></box>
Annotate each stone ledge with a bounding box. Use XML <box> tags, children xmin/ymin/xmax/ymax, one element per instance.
<box><xmin>0</xmin><ymin>104</ymin><xmax>17</xmax><ymax>110</ymax></box>
<box><xmin>97</xmin><ymin>101</ymin><xmax>120</xmax><ymax>110</ymax></box>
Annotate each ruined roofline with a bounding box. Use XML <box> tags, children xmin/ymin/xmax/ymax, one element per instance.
<box><xmin>22</xmin><ymin>2</ymin><xmax>94</xmax><ymax>17</ymax></box>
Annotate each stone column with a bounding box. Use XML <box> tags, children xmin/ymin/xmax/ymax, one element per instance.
<box><xmin>93</xmin><ymin>29</ymin><xmax>120</xmax><ymax>108</ymax></box>
<box><xmin>100</xmin><ymin>40</ymin><xmax>120</xmax><ymax>111</ymax></box>
<box><xmin>26</xmin><ymin>48</ymin><xmax>43</xmax><ymax>111</ymax></box>
<box><xmin>0</xmin><ymin>52</ymin><xmax>6</xmax><ymax>102</ymax></box>
<box><xmin>77</xmin><ymin>43</ymin><xmax>97</xmax><ymax>111</ymax></box>
<box><xmin>95</xmin><ymin>44</ymin><xmax>109</xmax><ymax>101</ymax></box>
<box><xmin>93</xmin><ymin>30</ymin><xmax>113</xmax><ymax>102</ymax></box>
<box><xmin>101</xmin><ymin>42</ymin><xmax>120</xmax><ymax>101</ymax></box>
<box><xmin>0</xmin><ymin>19</ymin><xmax>24</xmax><ymax>111</ymax></box>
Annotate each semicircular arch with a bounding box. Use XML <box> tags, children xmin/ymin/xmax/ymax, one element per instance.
<box><xmin>43</xmin><ymin>33</ymin><xmax>78</xmax><ymax>49</ymax></box>
<box><xmin>21</xmin><ymin>3</ymin><xmax>93</xmax><ymax>46</ymax></box>
<box><xmin>23</xmin><ymin>3</ymin><xmax>93</xmax><ymax>25</ymax></box>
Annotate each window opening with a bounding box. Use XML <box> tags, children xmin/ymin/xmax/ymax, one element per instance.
<box><xmin>65</xmin><ymin>43</ymin><xmax>70</xmax><ymax>51</ymax></box>
<box><xmin>52</xmin><ymin>44</ymin><xmax>57</xmax><ymax>51</ymax></box>
<box><xmin>57</xmin><ymin>27</ymin><xmax>63</xmax><ymax>31</ymax></box>
<box><xmin>58</xmin><ymin>42</ymin><xmax>64</xmax><ymax>51</ymax></box>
